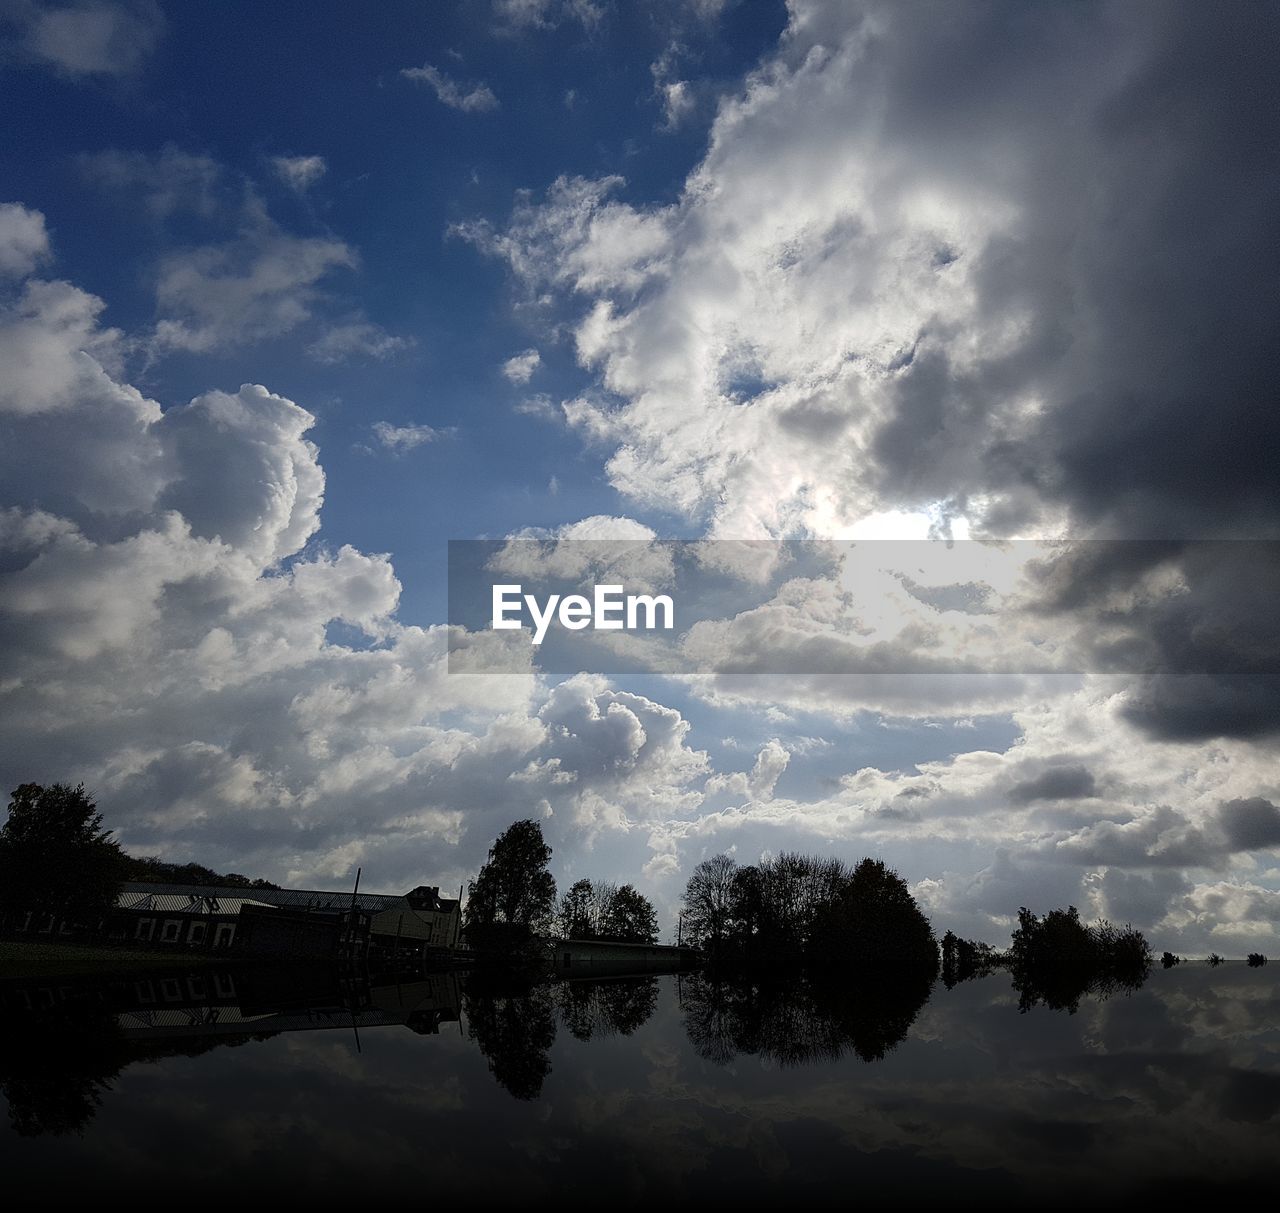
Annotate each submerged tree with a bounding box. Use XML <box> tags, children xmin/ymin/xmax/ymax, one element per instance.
<box><xmin>1007</xmin><ymin>906</ymin><xmax>1152</xmax><ymax>1013</ymax></box>
<box><xmin>942</xmin><ymin>931</ymin><xmax>1000</xmax><ymax>988</ymax></box>
<box><xmin>464</xmin><ymin>820</ymin><xmax>557</xmax><ymax>949</ymax></box>
<box><xmin>0</xmin><ymin>783</ymin><xmax>125</xmax><ymax>929</ymax></box>
<box><xmin>680</xmin><ymin>850</ymin><xmax>938</xmax><ymax>981</ymax></box>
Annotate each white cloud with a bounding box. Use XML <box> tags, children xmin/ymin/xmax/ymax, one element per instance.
<box><xmin>501</xmin><ymin>348</ymin><xmax>541</xmax><ymax>383</ymax></box>
<box><xmin>371</xmin><ymin>421</ymin><xmax>448</xmax><ymax>454</ymax></box>
<box><xmin>401</xmin><ymin>63</ymin><xmax>499</xmax><ymax>113</ymax></box>
<box><xmin>0</xmin><ymin>202</ymin><xmax>50</xmax><ymax>277</ymax></box>
<box><xmin>272</xmin><ymin>154</ymin><xmax>327</xmax><ymax>192</ymax></box>
<box><xmin>79</xmin><ymin>147</ymin><xmax>224</xmax><ymax>217</ymax></box>
<box><xmin>651</xmin><ymin>43</ymin><xmax>695</xmax><ymax>131</ymax></box>
<box><xmin>15</xmin><ymin>0</ymin><xmax>164</xmax><ymax>77</ymax></box>
<box><xmin>493</xmin><ymin>0</ymin><xmax>603</xmax><ymax>33</ymax></box>
<box><xmin>309</xmin><ymin>319</ymin><xmax>414</xmax><ymax>363</ymax></box>
<box><xmin>152</xmin><ymin>227</ymin><xmax>356</xmax><ymax>353</ymax></box>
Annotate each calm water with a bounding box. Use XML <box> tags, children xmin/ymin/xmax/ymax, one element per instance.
<box><xmin>1</xmin><ymin>963</ymin><xmax>1277</xmax><ymax>1205</ymax></box>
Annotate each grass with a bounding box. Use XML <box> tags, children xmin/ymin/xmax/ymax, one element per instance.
<box><xmin>0</xmin><ymin>940</ymin><xmax>225</xmax><ymax>979</ymax></box>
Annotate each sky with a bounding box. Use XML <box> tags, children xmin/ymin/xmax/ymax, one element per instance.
<box><xmin>1</xmin><ymin>0</ymin><xmax>1279</xmax><ymax>951</ymax></box>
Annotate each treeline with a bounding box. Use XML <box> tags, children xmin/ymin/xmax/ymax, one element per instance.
<box><xmin>0</xmin><ymin>783</ymin><xmax>280</xmax><ymax>933</ymax></box>
<box><xmin>556</xmin><ymin>878</ymin><xmax>658</xmax><ymax>945</ymax></box>
<box><xmin>121</xmin><ymin>856</ymin><xmax>280</xmax><ymax>890</ymax></box>
<box><xmin>462</xmin><ymin>820</ymin><xmax>659</xmax><ymax>952</ymax></box>
<box><xmin>943</xmin><ymin>906</ymin><xmax>1153</xmax><ymax>1013</ymax></box>
<box><xmin>681</xmin><ymin>851</ymin><xmax>939</xmax><ymax>975</ymax></box>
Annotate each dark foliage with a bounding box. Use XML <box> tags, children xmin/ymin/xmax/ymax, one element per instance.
<box><xmin>679</xmin><ymin>966</ymin><xmax>933</xmax><ymax>1066</ymax></box>
<box><xmin>1247</xmin><ymin>953</ymin><xmax>1268</xmax><ymax>967</ymax></box>
<box><xmin>556</xmin><ymin>877</ymin><xmax>659</xmax><ymax>944</ymax></box>
<box><xmin>1207</xmin><ymin>952</ymin><xmax>1225</xmax><ymax>967</ymax></box>
<box><xmin>1161</xmin><ymin>951</ymin><xmax>1182</xmax><ymax>968</ymax></box>
<box><xmin>1007</xmin><ymin>906</ymin><xmax>1152</xmax><ymax>1013</ymax></box>
<box><xmin>0</xmin><ymin>783</ymin><xmax>126</xmax><ymax>929</ymax></box>
<box><xmin>0</xmin><ymin>996</ymin><xmax>126</xmax><ymax>1136</ymax></box>
<box><xmin>121</xmin><ymin>856</ymin><xmax>280</xmax><ymax>889</ymax></box>
<box><xmin>463</xmin><ymin>972</ymin><xmax>556</xmax><ymax>1100</ymax></box>
<box><xmin>557</xmin><ymin>977</ymin><xmax>658</xmax><ymax>1041</ymax></box>
<box><xmin>680</xmin><ymin>851</ymin><xmax>938</xmax><ymax>979</ymax></box>
<box><xmin>942</xmin><ymin>930</ymin><xmax>1000</xmax><ymax>988</ymax></box>
<box><xmin>464</xmin><ymin>820</ymin><xmax>557</xmax><ymax>946</ymax></box>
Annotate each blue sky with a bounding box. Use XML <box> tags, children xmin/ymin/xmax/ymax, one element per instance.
<box><xmin>2</xmin><ymin>1</ymin><xmax>1279</xmax><ymax>951</ymax></box>
<box><xmin>2</xmin><ymin>0</ymin><xmax>787</xmax><ymax>620</ymax></box>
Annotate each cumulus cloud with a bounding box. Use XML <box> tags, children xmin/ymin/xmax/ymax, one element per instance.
<box><xmin>0</xmin><ymin>246</ymin><xmax>713</xmax><ymax>892</ymax></box>
<box><xmin>401</xmin><ymin>63</ymin><xmax>499</xmax><ymax>113</ymax></box>
<box><xmin>467</xmin><ymin>2</ymin><xmax>1280</xmax><ymax>549</ymax></box>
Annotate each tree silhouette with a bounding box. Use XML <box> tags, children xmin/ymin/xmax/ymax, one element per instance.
<box><xmin>599</xmin><ymin>884</ymin><xmax>659</xmax><ymax>944</ymax></box>
<box><xmin>0</xmin><ymin>783</ymin><xmax>125</xmax><ymax>930</ymax></box>
<box><xmin>463</xmin><ymin>975</ymin><xmax>556</xmax><ymax>1100</ymax></box>
<box><xmin>557</xmin><ymin>977</ymin><xmax>658</xmax><ymax>1040</ymax></box>
<box><xmin>680</xmin><ymin>853</ymin><xmax>740</xmax><ymax>950</ymax></box>
<box><xmin>464</xmin><ymin>820</ymin><xmax>557</xmax><ymax>948</ymax></box>
<box><xmin>1007</xmin><ymin>907</ymin><xmax>1151</xmax><ymax>1013</ymax></box>
<box><xmin>557</xmin><ymin>877</ymin><xmax>596</xmax><ymax>939</ymax></box>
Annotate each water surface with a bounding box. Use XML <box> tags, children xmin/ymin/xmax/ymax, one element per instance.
<box><xmin>2</xmin><ymin>963</ymin><xmax>1276</xmax><ymax>1205</ymax></box>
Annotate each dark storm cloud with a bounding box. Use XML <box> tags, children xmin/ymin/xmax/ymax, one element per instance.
<box><xmin>1008</xmin><ymin>764</ymin><xmax>1096</xmax><ymax>805</ymax></box>
<box><xmin>865</xmin><ymin>3</ymin><xmax>1280</xmax><ymax>539</ymax></box>
<box><xmin>1021</xmin><ymin>540</ymin><xmax>1280</xmax><ymax>740</ymax></box>
<box><xmin>1218</xmin><ymin>797</ymin><xmax>1280</xmax><ymax>853</ymax></box>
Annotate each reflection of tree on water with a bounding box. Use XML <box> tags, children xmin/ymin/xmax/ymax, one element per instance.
<box><xmin>679</xmin><ymin>968</ymin><xmax>934</xmax><ymax>1066</ymax></box>
<box><xmin>0</xmin><ymin>997</ymin><xmax>126</xmax><ymax>1136</ymax></box>
<box><xmin>0</xmin><ymin>987</ymin><xmax>270</xmax><ymax>1137</ymax></box>
<box><xmin>463</xmin><ymin>973</ymin><xmax>556</xmax><ymax>1100</ymax></box>
<box><xmin>557</xmin><ymin>977</ymin><xmax>658</xmax><ymax>1042</ymax></box>
<box><xmin>464</xmin><ymin>974</ymin><xmax>660</xmax><ymax>1097</ymax></box>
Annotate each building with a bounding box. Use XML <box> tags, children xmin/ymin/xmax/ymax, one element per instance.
<box><xmin>108</xmin><ymin>880</ymin><xmax>462</xmax><ymax>960</ymax></box>
<box><xmin>5</xmin><ymin>879</ymin><xmax>462</xmax><ymax>962</ymax></box>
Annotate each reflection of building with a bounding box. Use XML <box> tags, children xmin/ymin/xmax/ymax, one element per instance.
<box><xmin>0</xmin><ymin>966</ymin><xmax>463</xmax><ymax>1040</ymax></box>
<box><xmin>555</xmin><ymin>939</ymin><xmax>701</xmax><ymax>975</ymax></box>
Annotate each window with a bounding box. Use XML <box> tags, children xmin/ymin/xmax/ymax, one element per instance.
<box><xmin>161</xmin><ymin>919</ymin><xmax>182</xmax><ymax>943</ymax></box>
<box><xmin>187</xmin><ymin>921</ymin><xmax>208</xmax><ymax>945</ymax></box>
<box><xmin>135</xmin><ymin>918</ymin><xmax>155</xmax><ymax>941</ymax></box>
<box><xmin>213</xmin><ymin>923</ymin><xmax>236</xmax><ymax>949</ymax></box>
<box><xmin>160</xmin><ymin>978</ymin><xmax>182</xmax><ymax>1001</ymax></box>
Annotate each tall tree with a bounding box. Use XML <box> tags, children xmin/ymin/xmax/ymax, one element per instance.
<box><xmin>465</xmin><ymin>819</ymin><xmax>557</xmax><ymax>939</ymax></box>
<box><xmin>599</xmin><ymin>884</ymin><xmax>659</xmax><ymax>944</ymax></box>
<box><xmin>0</xmin><ymin>783</ymin><xmax>125</xmax><ymax>928</ymax></box>
<box><xmin>681</xmin><ymin>853</ymin><xmax>738</xmax><ymax>949</ymax></box>
<box><xmin>557</xmin><ymin>878</ymin><xmax>596</xmax><ymax>939</ymax></box>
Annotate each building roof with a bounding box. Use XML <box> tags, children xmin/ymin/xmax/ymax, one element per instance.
<box><xmin>119</xmin><ymin>881</ymin><xmax>458</xmax><ymax>915</ymax></box>
<box><xmin>116</xmin><ymin>890</ymin><xmax>274</xmax><ymax>915</ymax></box>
